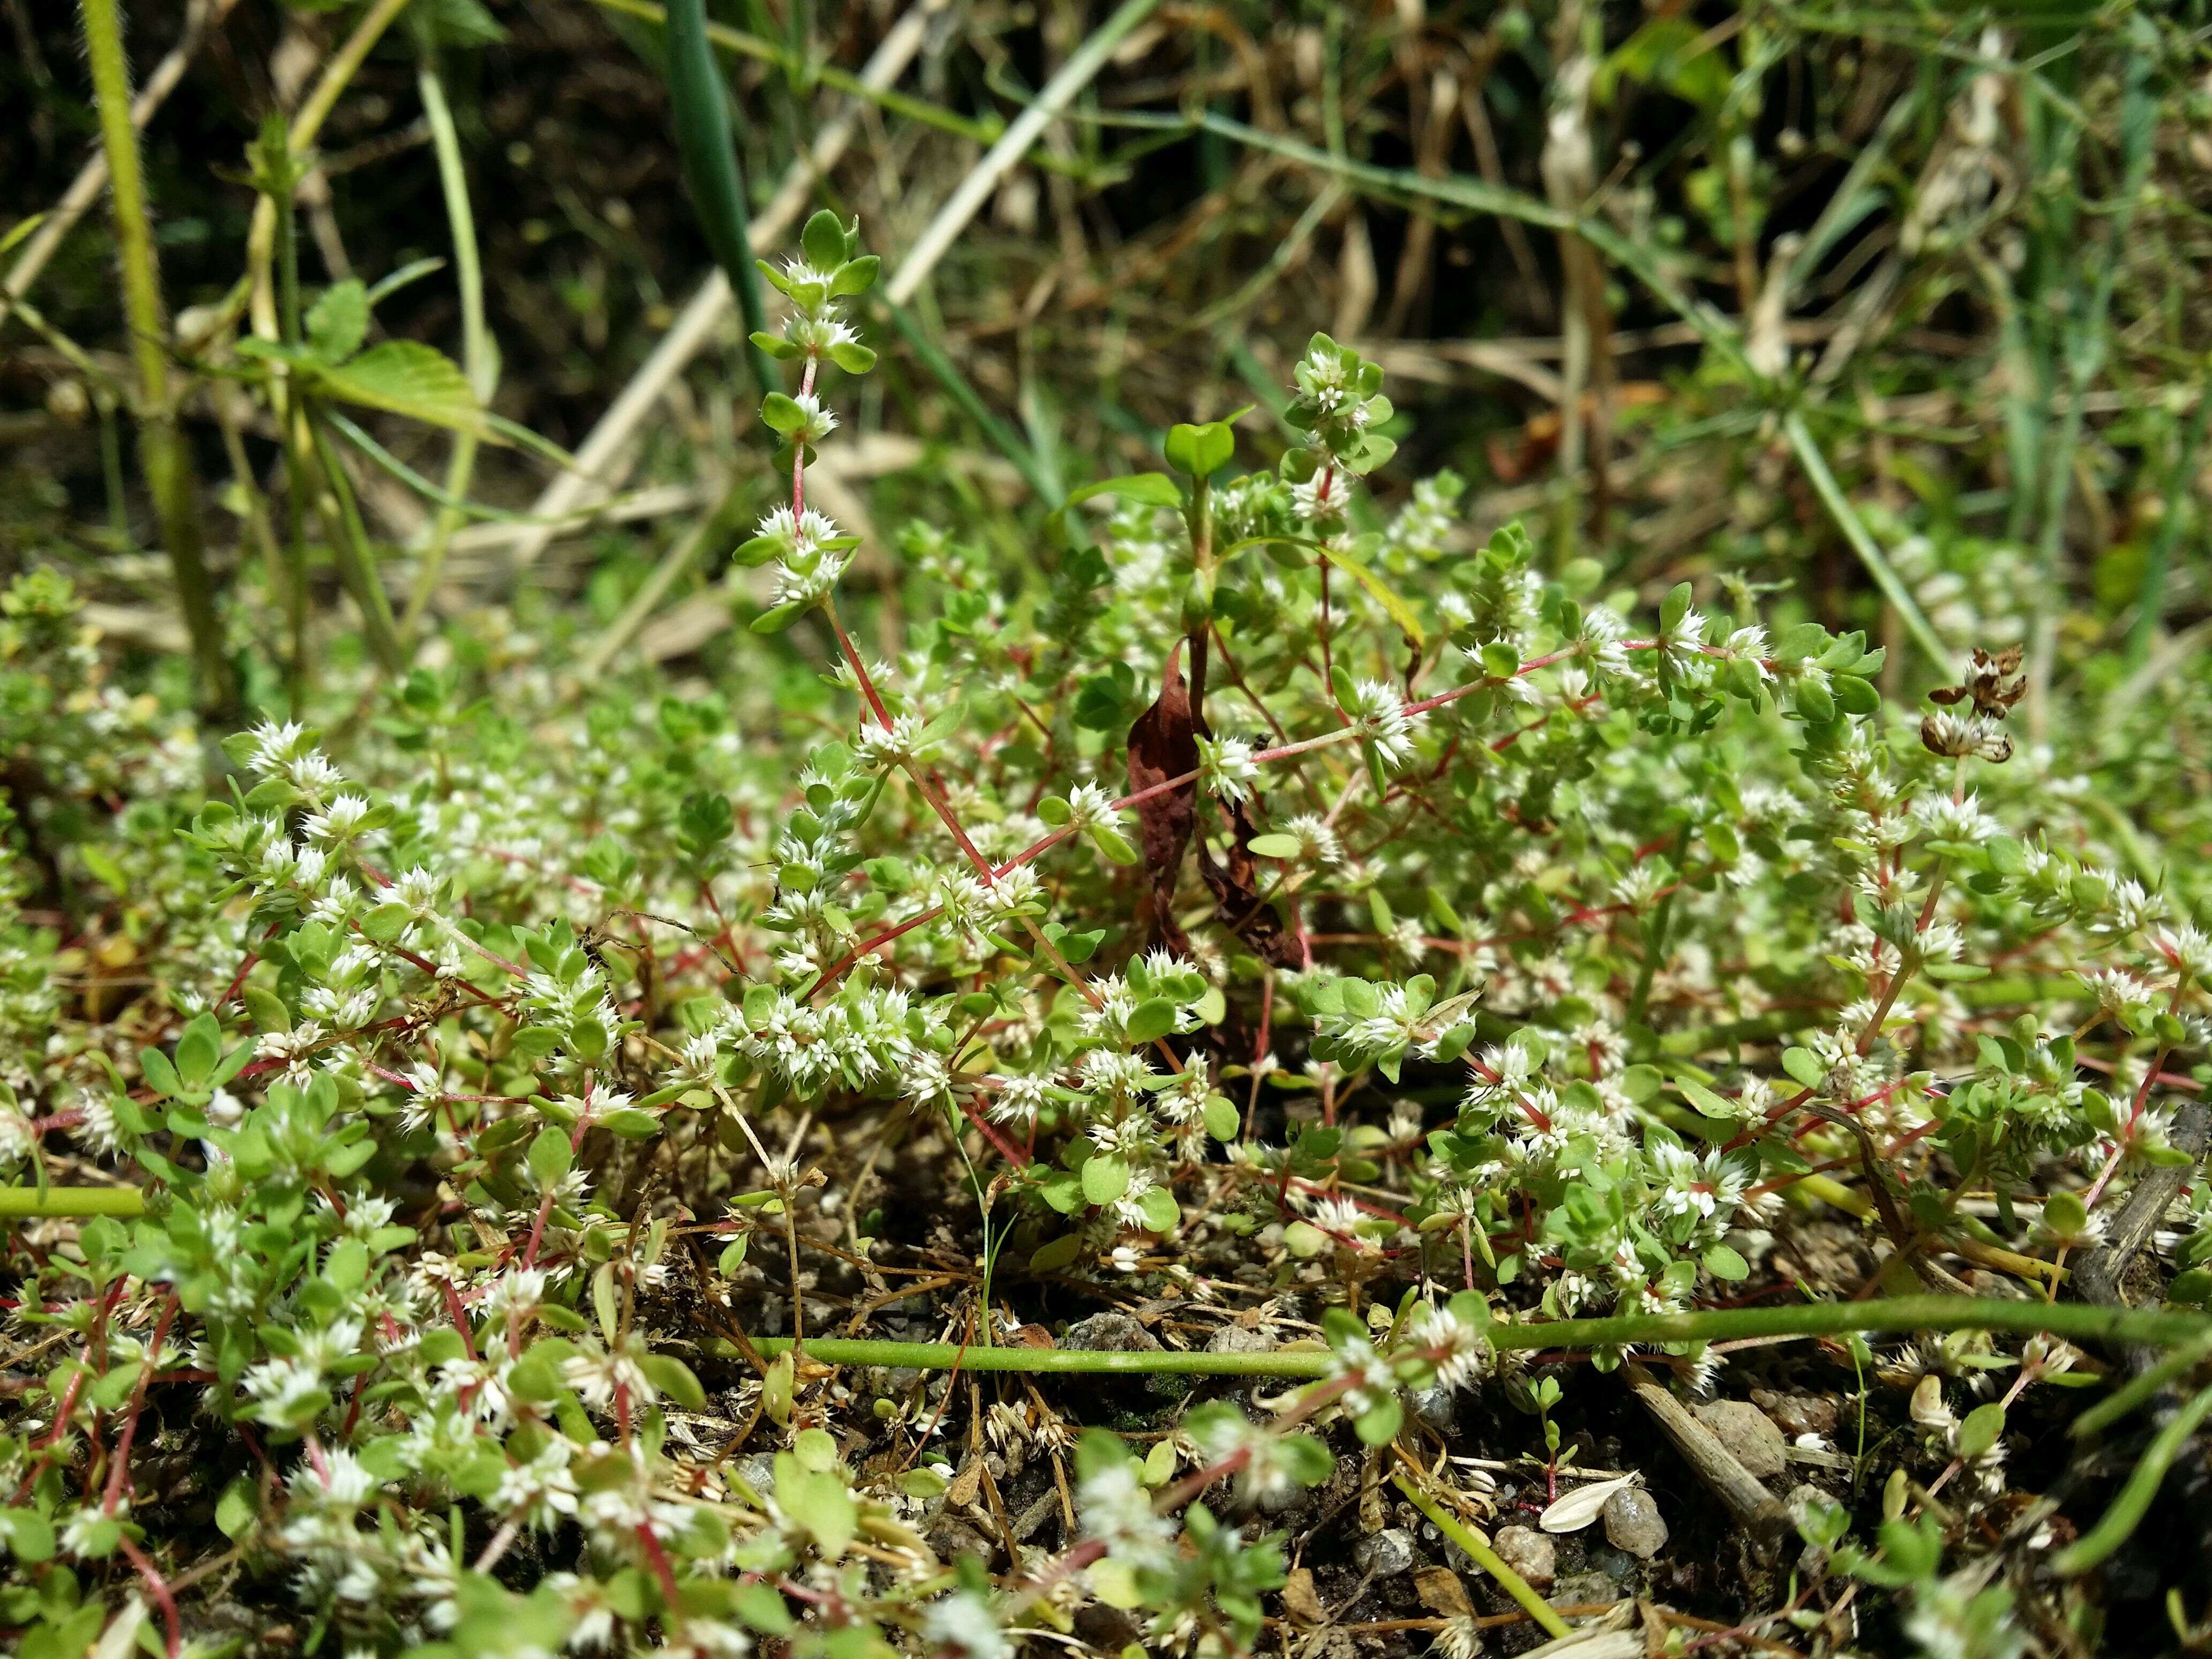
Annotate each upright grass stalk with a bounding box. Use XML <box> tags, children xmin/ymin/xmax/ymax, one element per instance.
<box><xmin>1783</xmin><ymin>411</ymin><xmax>1952</xmax><ymax>672</ymax></box>
<box><xmin>253</xmin><ymin>120</ymin><xmax>313</xmax><ymax>706</ymax></box>
<box><xmin>79</xmin><ymin>0</ymin><xmax>236</xmax><ymax>720</ymax></box>
<box><xmin>2026</xmin><ymin>22</ymin><xmax>2153</xmax><ymax>734</ymax></box>
<box><xmin>310</xmin><ymin>417</ymin><xmax>406</xmax><ymax>674</ymax></box>
<box><xmin>663</xmin><ymin>0</ymin><xmax>778</xmax><ymax>400</ymax></box>
<box><xmin>2124</xmin><ymin>383</ymin><xmax>2210</xmax><ymax>669</ymax></box>
<box><xmin>403</xmin><ymin>63</ymin><xmax>496</xmax><ymax>640</ymax></box>
<box><xmin>244</xmin><ymin>0</ymin><xmax>416</xmax><ymax>342</ymax></box>
<box><xmin>589</xmin><ymin>0</ymin><xmax>1022</xmax><ymax>158</ymax></box>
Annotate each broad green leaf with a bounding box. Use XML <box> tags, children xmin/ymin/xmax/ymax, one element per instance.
<box><xmin>1138</xmin><ymin>1186</ymin><xmax>1180</xmax><ymax>1233</ymax></box>
<box><xmin>641</xmin><ymin>1353</ymin><xmax>706</xmax><ymax>1411</ymax></box>
<box><xmin>1044</xmin><ymin>472</ymin><xmax>1183</xmax><ymax>547</ymax></box>
<box><xmin>1204</xmin><ymin>1095</ymin><xmax>1241</xmax><ymax>1141</ymax></box>
<box><xmin>1082</xmin><ymin>1156</ymin><xmax>1130</xmax><ymax>1207</ymax></box>
<box><xmin>528</xmin><ymin>1125</ymin><xmax>573</xmax><ymax>1187</ymax></box>
<box><xmin>314</xmin><ymin>340</ymin><xmax>489</xmax><ymax>436</ymax></box>
<box><xmin>306</xmin><ymin>278</ymin><xmax>370</xmax><ymax>363</ymax></box>
<box><xmin>1124</xmin><ymin>998</ymin><xmax>1177</xmax><ymax>1045</ymax></box>
<box><xmin>215</xmin><ymin>1476</ymin><xmax>258</xmax><ymax>1540</ymax></box>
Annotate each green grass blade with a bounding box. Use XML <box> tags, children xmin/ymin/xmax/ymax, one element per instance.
<box><xmin>876</xmin><ymin>296</ymin><xmax>1061</xmax><ymax>506</ymax></box>
<box><xmin>405</xmin><ymin>63</ymin><xmax>495</xmax><ymax>640</ymax></box>
<box><xmin>1783</xmin><ymin>410</ymin><xmax>1952</xmax><ymax>672</ymax></box>
<box><xmin>663</xmin><ymin>0</ymin><xmax>778</xmax><ymax>400</ymax></box>
<box><xmin>310</xmin><ymin>413</ymin><xmax>406</xmax><ymax>675</ymax></box>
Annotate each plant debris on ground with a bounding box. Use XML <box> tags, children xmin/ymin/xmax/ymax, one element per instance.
<box><xmin>5</xmin><ymin>3</ymin><xmax>2212</xmax><ymax>1657</ymax></box>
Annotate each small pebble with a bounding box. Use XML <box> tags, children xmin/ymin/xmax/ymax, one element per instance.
<box><xmin>1551</xmin><ymin>1570</ymin><xmax>1624</xmax><ymax>1607</ymax></box>
<box><xmin>1411</xmin><ymin>1384</ymin><xmax>1457</xmax><ymax>1430</ymax></box>
<box><xmin>1064</xmin><ymin>1312</ymin><xmax>1160</xmax><ymax>1352</ymax></box>
<box><xmin>1752</xmin><ymin>1388</ymin><xmax>1840</xmax><ymax>1438</ymax></box>
<box><xmin>1694</xmin><ymin>1399</ymin><xmax>1788</xmax><ymax>1479</ymax></box>
<box><xmin>1491</xmin><ymin>1525</ymin><xmax>1556</xmax><ymax>1590</ymax></box>
<box><xmin>736</xmin><ymin>1453</ymin><xmax>776</xmax><ymax>1497</ymax></box>
<box><xmin>1602</xmin><ymin>1486</ymin><xmax>1669</xmax><ymax>1559</ymax></box>
<box><xmin>1205</xmin><ymin>1325</ymin><xmax>1275</xmax><ymax>1355</ymax></box>
<box><xmin>1354</xmin><ymin>1527</ymin><xmax>1416</xmax><ymax>1578</ymax></box>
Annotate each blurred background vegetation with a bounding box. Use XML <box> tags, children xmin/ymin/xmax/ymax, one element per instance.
<box><xmin>1</xmin><ymin>0</ymin><xmax>2208</xmax><ymax>721</ymax></box>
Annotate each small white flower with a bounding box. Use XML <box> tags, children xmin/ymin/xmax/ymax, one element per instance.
<box><xmin>1199</xmin><ymin>734</ymin><xmax>1261</xmax><ymax>806</ymax></box>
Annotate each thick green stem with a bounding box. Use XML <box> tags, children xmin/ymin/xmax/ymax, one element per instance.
<box><xmin>80</xmin><ymin>0</ymin><xmax>236</xmax><ymax>719</ymax></box>
<box><xmin>2052</xmin><ymin>1382</ymin><xmax>2212</xmax><ymax>1574</ymax></box>
<box><xmin>721</xmin><ymin>1297</ymin><xmax>2209</xmax><ymax>1373</ymax></box>
<box><xmin>1394</xmin><ymin>1474</ymin><xmax>1572</xmax><ymax>1639</ymax></box>
<box><xmin>0</xmin><ymin>1186</ymin><xmax>147</xmax><ymax>1219</ymax></box>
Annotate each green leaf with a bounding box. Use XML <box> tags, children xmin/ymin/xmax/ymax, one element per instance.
<box><xmin>1781</xmin><ymin>1048</ymin><xmax>1826</xmax><ymax>1090</ymax></box>
<box><xmin>1204</xmin><ymin>1095</ymin><xmax>1241</xmax><ymax>1141</ymax></box>
<box><xmin>1138</xmin><ymin>1186</ymin><xmax>1180</xmax><ymax>1233</ymax></box>
<box><xmin>138</xmin><ymin>1045</ymin><xmax>181</xmax><ymax>1101</ymax></box>
<box><xmin>801</xmin><ymin>209</ymin><xmax>848</xmax><ymax>271</ymax></box>
<box><xmin>2043</xmin><ymin>1190</ymin><xmax>2089</xmax><ymax>1237</ymax></box>
<box><xmin>175</xmin><ymin>1013</ymin><xmax>221</xmax><ymax>1089</ymax></box>
<box><xmin>1354</xmin><ymin>1395</ymin><xmax>1403</xmax><ymax>1447</ymax></box>
<box><xmin>1082</xmin><ymin>1156</ymin><xmax>1131</xmax><ymax>1207</ymax></box>
<box><xmin>1087</xmin><ymin>824</ymin><xmax>1140</xmax><ymax>866</ymax></box>
<box><xmin>1044</xmin><ymin>472</ymin><xmax>1184</xmax><ymax>548</ymax></box>
<box><xmin>1703</xmin><ymin>1244</ymin><xmax>1751</xmax><ymax>1282</ymax></box>
<box><xmin>596</xmin><ymin>1108</ymin><xmax>663</xmax><ymax>1138</ymax></box>
<box><xmin>1922</xmin><ymin>960</ymin><xmax>1990</xmax><ymax>982</ymax></box>
<box><xmin>733</xmin><ymin>1581</ymin><xmax>796</xmax><ymax>1635</ymax></box>
<box><xmin>1676</xmin><ymin>1078</ymin><xmax>1733</xmax><ymax>1120</ymax></box>
<box><xmin>243</xmin><ymin>985</ymin><xmax>291</xmax><ymax>1034</ymax></box>
<box><xmin>1959</xmin><ymin>1401</ymin><xmax>2006</xmax><ymax>1461</ymax></box>
<box><xmin>361</xmin><ymin>901</ymin><xmax>414</xmax><ymax>942</ymax></box>
<box><xmin>1124</xmin><ymin>998</ymin><xmax>1177</xmax><ymax>1045</ymax></box>
<box><xmin>306</xmin><ymin>278</ymin><xmax>369</xmax><ymax>363</ymax></box>
<box><xmin>90</xmin><ymin>1362</ymin><xmax>143</xmax><ymax>1411</ymax></box>
<box><xmin>1029</xmin><ymin>1234</ymin><xmax>1081</xmax><ymax>1273</ymax></box>
<box><xmin>79</xmin><ymin>845</ymin><xmax>128</xmax><ymax>894</ymax></box>
<box><xmin>313</xmin><ymin>340</ymin><xmax>488</xmax><ymax>436</ymax></box>
<box><xmin>1247</xmin><ymin>833</ymin><xmax>1301</xmax><ymax>859</ymax></box>
<box><xmin>0</xmin><ymin>1507</ymin><xmax>55</xmax><ymax>1563</ymax></box>
<box><xmin>215</xmin><ymin>1475</ymin><xmax>258</xmax><ymax>1541</ymax></box>
<box><xmin>528</xmin><ymin>1125</ymin><xmax>573</xmax><ymax>1187</ymax></box>
<box><xmin>325</xmin><ymin>1237</ymin><xmax>369</xmax><ymax>1292</ymax></box>
<box><xmin>760</xmin><ymin>392</ymin><xmax>809</xmax><ymax>436</ymax></box>
<box><xmin>1142</xmin><ymin>1437</ymin><xmax>1179</xmax><ymax>1486</ymax></box>
<box><xmin>828</xmin><ymin>255</ymin><xmax>880</xmax><ymax>297</ymax></box>
<box><xmin>1164</xmin><ymin>420</ymin><xmax>1236</xmax><ymax>478</ymax></box>
<box><xmin>642</xmin><ymin>1353</ymin><xmax>707</xmax><ymax>1411</ymax></box>
<box><xmin>776</xmin><ymin>1461</ymin><xmax>857</xmax><ymax>1557</ymax></box>
<box><xmin>794</xmin><ymin>1426</ymin><xmax>838</xmax><ymax>1472</ymax></box>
